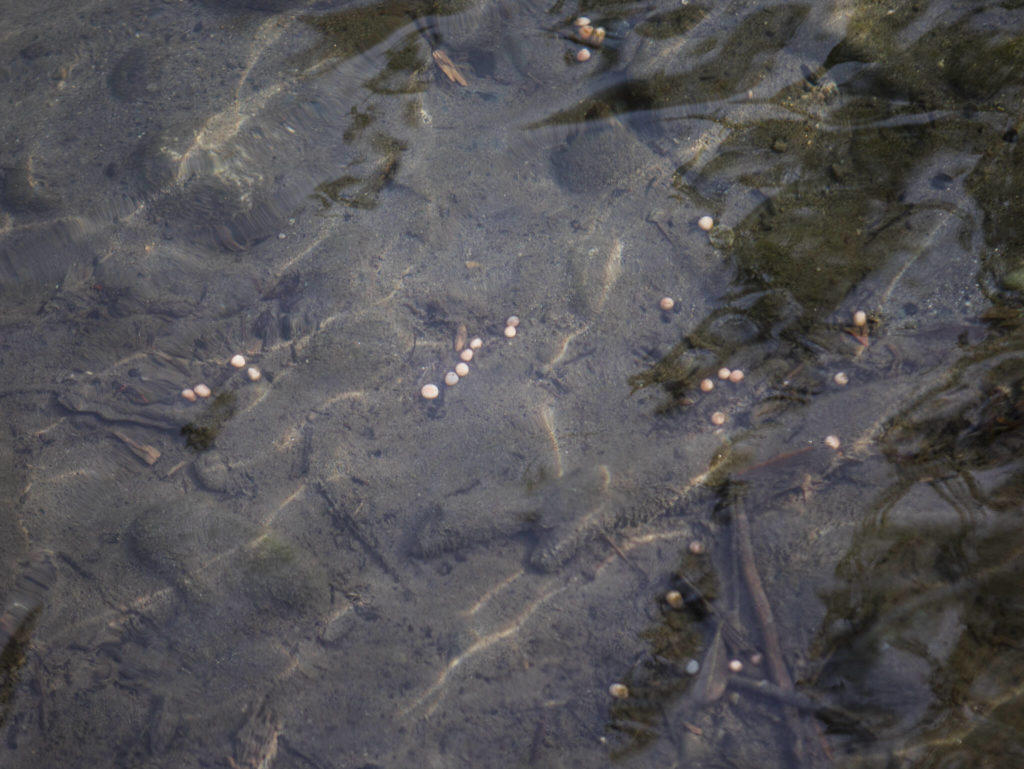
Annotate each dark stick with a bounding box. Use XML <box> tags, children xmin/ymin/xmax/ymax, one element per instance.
<box><xmin>732</xmin><ymin>491</ymin><xmax>814</xmax><ymax>765</ymax></box>
<box><xmin>732</xmin><ymin>494</ymin><xmax>793</xmax><ymax>693</ymax></box>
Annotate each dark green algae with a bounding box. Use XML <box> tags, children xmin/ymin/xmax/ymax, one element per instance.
<box><xmin>181</xmin><ymin>390</ymin><xmax>237</xmax><ymax>450</ymax></box>
<box><xmin>605</xmin><ymin>4</ymin><xmax>1024</xmax><ymax>764</ymax></box>
<box><xmin>625</xmin><ymin>3</ymin><xmax>1024</xmax><ymax>406</ymax></box>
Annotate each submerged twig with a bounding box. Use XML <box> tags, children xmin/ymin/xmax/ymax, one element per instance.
<box><xmin>318</xmin><ymin>481</ymin><xmax>402</xmax><ymax>586</ymax></box>
<box><xmin>731</xmin><ymin>490</ymin><xmax>831</xmax><ymax>765</ymax></box>
<box><xmin>727</xmin><ymin>676</ymin><xmax>868</xmax><ymax>738</ymax></box>
<box><xmin>112</xmin><ymin>430</ymin><xmax>161</xmax><ymax>465</ymax></box>
<box><xmin>732</xmin><ymin>493</ymin><xmax>793</xmax><ymax>693</ymax></box>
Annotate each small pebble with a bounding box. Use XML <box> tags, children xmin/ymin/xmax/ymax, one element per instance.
<box><xmin>421</xmin><ymin>384</ymin><xmax>440</xmax><ymax>400</ymax></box>
<box><xmin>728</xmin><ymin>369</ymin><xmax>745</xmax><ymax>383</ymax></box>
<box><xmin>574</xmin><ymin>15</ymin><xmax>591</xmax><ymax>26</ymax></box>
<box><xmin>578</xmin><ymin>24</ymin><xmax>594</xmax><ymax>40</ymax></box>
<box><xmin>504</xmin><ymin>325</ymin><xmax>517</xmax><ymax>339</ymax></box>
<box><xmin>728</xmin><ymin>659</ymin><xmax>744</xmax><ymax>673</ymax></box>
<box><xmin>460</xmin><ymin>348</ymin><xmax>474</xmax><ymax>363</ymax></box>
<box><xmin>700</xmin><ymin>378</ymin><xmax>714</xmax><ymax>392</ymax></box>
<box><xmin>665</xmin><ymin>590</ymin><xmax>684</xmax><ymax>609</ymax></box>
<box><xmin>659</xmin><ymin>296</ymin><xmax>675</xmax><ymax>311</ymax></box>
<box><xmin>609</xmin><ymin>683</ymin><xmax>629</xmax><ymax>699</ymax></box>
<box><xmin>688</xmin><ymin>540</ymin><xmax>705</xmax><ymax>555</ymax></box>
<box><xmin>444</xmin><ymin>371</ymin><xmax>459</xmax><ymax>386</ymax></box>
<box><xmin>853</xmin><ymin>310</ymin><xmax>868</xmax><ymax>327</ymax></box>
<box><xmin>710</xmin><ymin>411</ymin><xmax>726</xmax><ymax>426</ymax></box>
<box><xmin>575</xmin><ymin>49</ymin><xmax>591</xmax><ymax>62</ymax></box>
<box><xmin>717</xmin><ymin>367</ymin><xmax>731</xmax><ymax>380</ymax></box>
<box><xmin>825</xmin><ymin>434</ymin><xmax>841</xmax><ymax>450</ymax></box>
<box><xmin>469</xmin><ymin>337</ymin><xmax>483</xmax><ymax>350</ymax></box>
<box><xmin>455</xmin><ymin>362</ymin><xmax>469</xmax><ymax>377</ymax></box>
<box><xmin>230</xmin><ymin>354</ymin><xmax>246</xmax><ymax>368</ymax></box>
<box><xmin>591</xmin><ymin>26</ymin><xmax>606</xmax><ymax>44</ymax></box>
<box><xmin>749</xmin><ymin>652</ymin><xmax>764</xmax><ymax>666</ymax></box>
<box><xmin>247</xmin><ymin>367</ymin><xmax>262</xmax><ymax>382</ymax></box>
<box><xmin>685</xmin><ymin>659</ymin><xmax>701</xmax><ymax>676</ymax></box>
<box><xmin>833</xmin><ymin>371</ymin><xmax>849</xmax><ymax>386</ymax></box>
<box><xmin>698</xmin><ymin>215</ymin><xmax>714</xmax><ymax>232</ymax></box>
<box><xmin>194</xmin><ymin>384</ymin><xmax>211</xmax><ymax>398</ymax></box>
<box><xmin>181</xmin><ymin>388</ymin><xmax>197</xmax><ymax>402</ymax></box>
<box><xmin>506</xmin><ymin>315</ymin><xmax>520</xmax><ymax>328</ymax></box>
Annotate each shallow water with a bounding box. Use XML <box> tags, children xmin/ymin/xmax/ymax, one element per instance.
<box><xmin>2</xmin><ymin>1</ymin><xmax>1024</xmax><ymax>767</ymax></box>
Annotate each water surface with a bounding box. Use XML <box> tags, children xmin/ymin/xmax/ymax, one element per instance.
<box><xmin>1</xmin><ymin>1</ymin><xmax>1023</xmax><ymax>767</ymax></box>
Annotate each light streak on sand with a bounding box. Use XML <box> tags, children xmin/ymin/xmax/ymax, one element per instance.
<box><xmin>400</xmin><ymin>582</ymin><xmax>568</xmax><ymax>719</ymax></box>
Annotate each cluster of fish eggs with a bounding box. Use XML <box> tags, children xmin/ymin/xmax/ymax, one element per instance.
<box><xmin>420</xmin><ymin>316</ymin><xmax>520</xmax><ymax>400</ymax></box>
<box><xmin>180</xmin><ymin>354</ymin><xmax>261</xmax><ymax>402</ymax></box>
<box><xmin>570</xmin><ymin>16</ymin><xmax>606</xmax><ymax>62</ymax></box>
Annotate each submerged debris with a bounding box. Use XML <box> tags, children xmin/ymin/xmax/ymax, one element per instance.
<box><xmin>432</xmin><ymin>49</ymin><xmax>467</xmax><ymax>86</ymax></box>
